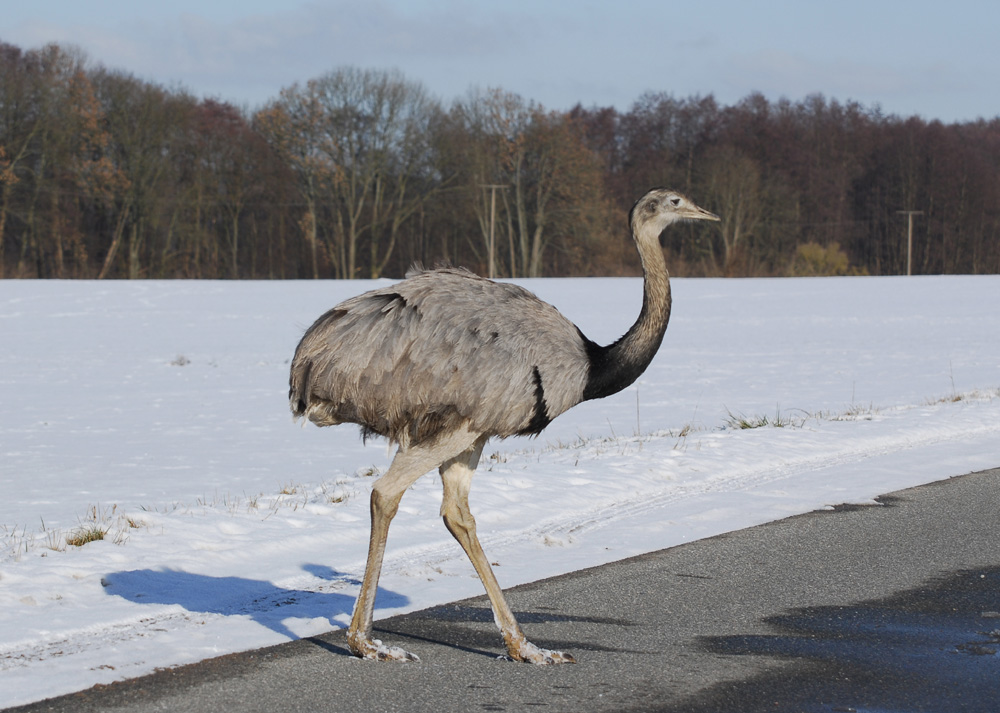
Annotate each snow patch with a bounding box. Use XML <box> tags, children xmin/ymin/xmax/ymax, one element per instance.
<box><xmin>1</xmin><ymin>276</ymin><xmax>999</xmax><ymax>706</ymax></box>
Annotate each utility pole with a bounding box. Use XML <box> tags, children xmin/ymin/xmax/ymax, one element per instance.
<box><xmin>897</xmin><ymin>210</ymin><xmax>923</xmax><ymax>276</ymax></box>
<box><xmin>480</xmin><ymin>184</ymin><xmax>507</xmax><ymax>279</ymax></box>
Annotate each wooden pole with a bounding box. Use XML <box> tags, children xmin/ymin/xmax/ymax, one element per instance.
<box><xmin>481</xmin><ymin>185</ymin><xmax>507</xmax><ymax>279</ymax></box>
<box><xmin>897</xmin><ymin>210</ymin><xmax>923</xmax><ymax>276</ymax></box>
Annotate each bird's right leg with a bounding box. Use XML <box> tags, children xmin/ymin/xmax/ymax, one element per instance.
<box><xmin>439</xmin><ymin>441</ymin><xmax>575</xmax><ymax>665</ymax></box>
<box><xmin>346</xmin><ymin>453</ymin><xmax>421</xmax><ymax>662</ymax></box>
<box><xmin>347</xmin><ymin>426</ymin><xmax>478</xmax><ymax>661</ymax></box>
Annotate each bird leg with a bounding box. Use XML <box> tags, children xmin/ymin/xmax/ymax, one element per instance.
<box><xmin>439</xmin><ymin>441</ymin><xmax>576</xmax><ymax>665</ymax></box>
<box><xmin>347</xmin><ymin>426</ymin><xmax>479</xmax><ymax>662</ymax></box>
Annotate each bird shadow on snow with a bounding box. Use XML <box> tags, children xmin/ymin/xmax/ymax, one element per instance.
<box><xmin>102</xmin><ymin>564</ymin><xmax>408</xmax><ymax>645</ymax></box>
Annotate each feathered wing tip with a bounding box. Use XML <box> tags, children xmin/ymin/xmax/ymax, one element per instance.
<box><xmin>289</xmin><ymin>393</ymin><xmax>311</xmax><ymax>427</ymax></box>
<box><xmin>289</xmin><ymin>358</ymin><xmax>309</xmax><ymax>420</ymax></box>
<box><xmin>404</xmin><ymin>262</ymin><xmax>427</xmax><ymax>278</ymax></box>
<box><xmin>404</xmin><ymin>259</ymin><xmax>458</xmax><ymax>279</ymax></box>
<box><xmin>290</xmin><ymin>355</ymin><xmax>334</xmax><ymax>427</ymax></box>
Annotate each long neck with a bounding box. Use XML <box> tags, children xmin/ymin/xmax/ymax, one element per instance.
<box><xmin>581</xmin><ymin>221</ymin><xmax>672</xmax><ymax>402</ymax></box>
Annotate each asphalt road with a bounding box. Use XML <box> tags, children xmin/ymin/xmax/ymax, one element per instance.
<box><xmin>10</xmin><ymin>467</ymin><xmax>1000</xmax><ymax>713</ymax></box>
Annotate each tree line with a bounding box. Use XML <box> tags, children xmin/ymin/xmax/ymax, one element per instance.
<box><xmin>2</xmin><ymin>40</ymin><xmax>999</xmax><ymax>280</ymax></box>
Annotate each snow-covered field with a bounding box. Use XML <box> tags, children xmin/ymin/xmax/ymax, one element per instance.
<box><xmin>1</xmin><ymin>275</ymin><xmax>998</xmax><ymax>707</ymax></box>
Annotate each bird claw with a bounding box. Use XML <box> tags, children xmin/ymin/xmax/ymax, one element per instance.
<box><xmin>352</xmin><ymin>637</ymin><xmax>420</xmax><ymax>662</ymax></box>
<box><xmin>508</xmin><ymin>640</ymin><xmax>576</xmax><ymax>665</ymax></box>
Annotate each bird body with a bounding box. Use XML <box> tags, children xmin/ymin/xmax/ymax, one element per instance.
<box><xmin>290</xmin><ymin>266</ymin><xmax>589</xmax><ymax>447</ymax></box>
<box><xmin>289</xmin><ymin>188</ymin><xmax>719</xmax><ymax>664</ymax></box>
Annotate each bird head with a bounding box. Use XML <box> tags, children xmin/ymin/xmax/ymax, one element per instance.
<box><xmin>629</xmin><ymin>188</ymin><xmax>720</xmax><ymax>241</ymax></box>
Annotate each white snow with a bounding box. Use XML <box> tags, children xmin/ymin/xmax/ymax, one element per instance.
<box><xmin>1</xmin><ymin>275</ymin><xmax>998</xmax><ymax>707</ymax></box>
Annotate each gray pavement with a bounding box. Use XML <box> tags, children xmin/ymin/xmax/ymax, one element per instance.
<box><xmin>10</xmin><ymin>467</ymin><xmax>1000</xmax><ymax>713</ymax></box>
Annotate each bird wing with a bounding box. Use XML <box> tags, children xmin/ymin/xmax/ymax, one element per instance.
<box><xmin>290</xmin><ymin>268</ymin><xmax>589</xmax><ymax>445</ymax></box>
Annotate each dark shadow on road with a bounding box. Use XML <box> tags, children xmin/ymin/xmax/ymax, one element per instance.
<box><xmin>408</xmin><ymin>602</ymin><xmax>635</xmax><ymax>627</ymax></box>
<box><xmin>365</xmin><ymin>599</ymin><xmax>644</xmax><ymax>661</ymax></box>
<box><xmin>652</xmin><ymin>566</ymin><xmax>1000</xmax><ymax>713</ymax></box>
<box><xmin>103</xmin><ymin>564</ymin><xmax>407</xmax><ymax>643</ymax></box>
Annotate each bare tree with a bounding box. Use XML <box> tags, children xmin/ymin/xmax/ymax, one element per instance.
<box><xmin>699</xmin><ymin>146</ymin><xmax>764</xmax><ymax>272</ymax></box>
<box><xmin>0</xmin><ymin>42</ymin><xmax>37</xmax><ymax>278</ymax></box>
<box><xmin>258</xmin><ymin>68</ymin><xmax>442</xmax><ymax>279</ymax></box>
<box><xmin>255</xmin><ymin>83</ymin><xmax>335</xmax><ymax>279</ymax></box>
<box><xmin>311</xmin><ymin>67</ymin><xmax>442</xmax><ymax>278</ymax></box>
<box><xmin>453</xmin><ymin>89</ymin><xmax>605</xmax><ymax>277</ymax></box>
<box><xmin>93</xmin><ymin>69</ymin><xmax>189</xmax><ymax>279</ymax></box>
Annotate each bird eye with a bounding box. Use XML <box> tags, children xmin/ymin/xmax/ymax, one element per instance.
<box><xmin>670</xmin><ymin>196</ymin><xmax>681</xmax><ymax>207</ymax></box>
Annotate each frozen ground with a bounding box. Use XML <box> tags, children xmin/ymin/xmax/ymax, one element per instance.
<box><xmin>1</xmin><ymin>275</ymin><xmax>998</xmax><ymax>707</ymax></box>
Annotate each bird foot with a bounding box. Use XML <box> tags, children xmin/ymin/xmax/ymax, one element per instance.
<box><xmin>507</xmin><ymin>640</ymin><xmax>576</xmax><ymax>665</ymax></box>
<box><xmin>350</xmin><ymin>636</ymin><xmax>420</xmax><ymax>662</ymax></box>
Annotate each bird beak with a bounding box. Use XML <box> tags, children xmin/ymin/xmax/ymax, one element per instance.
<box><xmin>689</xmin><ymin>205</ymin><xmax>720</xmax><ymax>222</ymax></box>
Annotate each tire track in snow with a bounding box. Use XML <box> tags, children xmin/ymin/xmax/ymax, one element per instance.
<box><xmin>378</xmin><ymin>400</ymin><xmax>1000</xmax><ymax>573</ymax></box>
<box><xmin>0</xmin><ymin>575</ymin><xmax>360</xmax><ymax>671</ymax></box>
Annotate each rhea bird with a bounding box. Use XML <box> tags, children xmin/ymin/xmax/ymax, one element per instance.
<box><xmin>289</xmin><ymin>188</ymin><xmax>719</xmax><ymax>664</ymax></box>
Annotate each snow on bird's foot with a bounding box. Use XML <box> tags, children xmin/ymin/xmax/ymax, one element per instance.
<box><xmin>357</xmin><ymin>638</ymin><xmax>420</xmax><ymax>662</ymax></box>
<box><xmin>507</xmin><ymin>640</ymin><xmax>576</xmax><ymax>665</ymax></box>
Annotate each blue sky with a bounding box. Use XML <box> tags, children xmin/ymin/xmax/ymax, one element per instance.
<box><xmin>5</xmin><ymin>0</ymin><xmax>998</xmax><ymax>122</ymax></box>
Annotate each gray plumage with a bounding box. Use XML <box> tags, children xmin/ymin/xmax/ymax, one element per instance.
<box><xmin>288</xmin><ymin>188</ymin><xmax>719</xmax><ymax>664</ymax></box>
<box><xmin>290</xmin><ymin>266</ymin><xmax>586</xmax><ymax>447</ymax></box>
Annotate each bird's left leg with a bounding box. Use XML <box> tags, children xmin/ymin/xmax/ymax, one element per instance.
<box><xmin>439</xmin><ymin>439</ymin><xmax>575</xmax><ymax>665</ymax></box>
<box><xmin>348</xmin><ymin>425</ymin><xmax>479</xmax><ymax>661</ymax></box>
